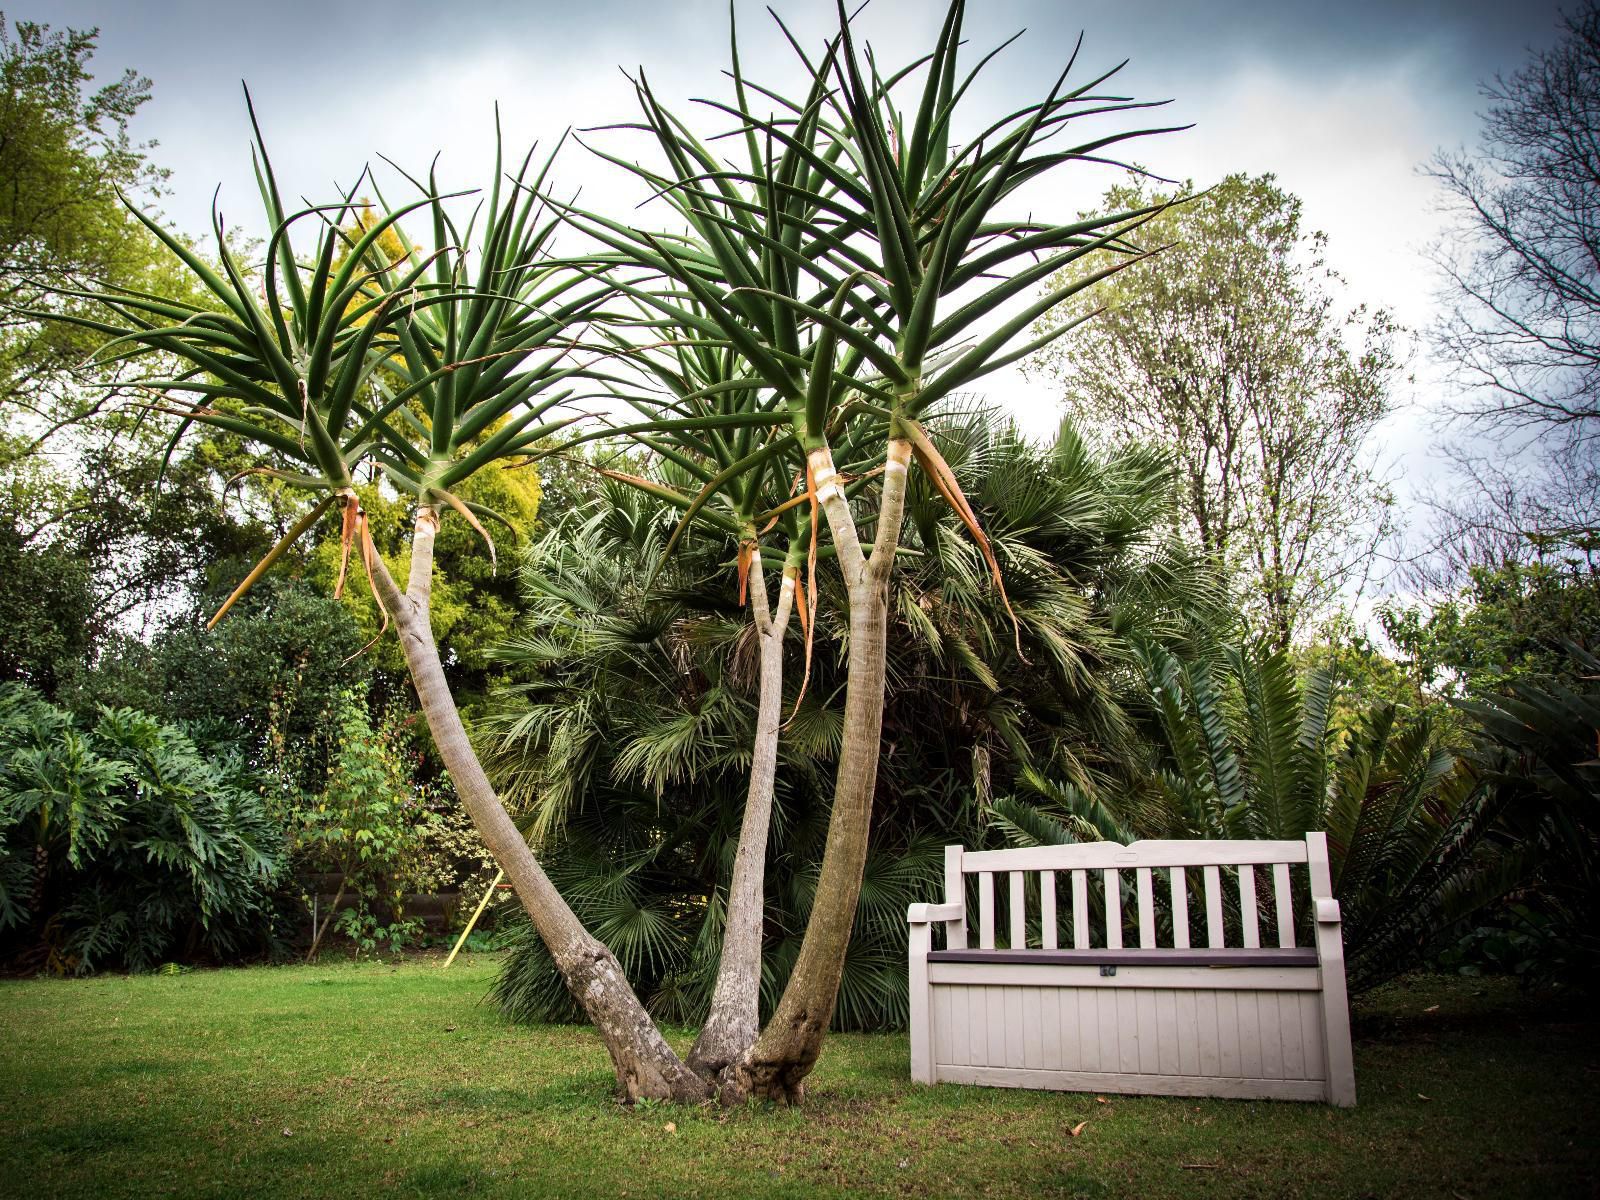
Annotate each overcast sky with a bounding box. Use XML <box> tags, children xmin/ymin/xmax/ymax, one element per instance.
<box><xmin>25</xmin><ymin>0</ymin><xmax>1576</xmax><ymax>593</ymax></box>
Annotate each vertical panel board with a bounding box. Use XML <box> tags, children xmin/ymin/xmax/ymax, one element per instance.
<box><xmin>1170</xmin><ymin>867</ymin><xmax>1191</xmax><ymax>949</ymax></box>
<box><xmin>1279</xmin><ymin>992</ymin><xmax>1306</xmax><ymax>1079</ymax></box>
<box><xmin>1022</xmin><ymin>988</ymin><xmax>1043</xmax><ymax>1068</ymax></box>
<box><xmin>932</xmin><ymin>986</ymin><xmax>951</xmax><ymax>1065</ymax></box>
<box><xmin>1237</xmin><ymin>992</ymin><xmax>1263</xmax><ymax>1078</ymax></box>
<box><xmin>1300</xmin><ymin>992</ymin><xmax>1327</xmax><ymax>1081</ymax></box>
<box><xmin>1155</xmin><ymin>990</ymin><xmax>1180</xmax><ymax>1075</ymax></box>
<box><xmin>1136</xmin><ymin>989</ymin><xmax>1161</xmax><ymax>1073</ymax></box>
<box><xmin>1104</xmin><ymin>869</ymin><xmax>1123</xmax><ymax>950</ymax></box>
<box><xmin>1273</xmin><ymin>862</ymin><xmax>1295</xmax><ymax>948</ymax></box>
<box><xmin>1216</xmin><ymin>991</ymin><xmax>1242</xmax><ymax>1077</ymax></box>
<box><xmin>949</xmin><ymin>985</ymin><xmax>970</xmax><ymax>1067</ymax></box>
<box><xmin>1239</xmin><ymin>864</ymin><xmax>1261</xmax><ymax>949</ymax></box>
<box><xmin>1259</xmin><ymin>992</ymin><xmax>1286</xmax><ymax>1079</ymax></box>
<box><xmin>1197</xmin><ymin>990</ymin><xmax>1221</xmax><ymax>1076</ymax></box>
<box><xmin>1009</xmin><ymin>872</ymin><xmax>1026</xmax><ymax>950</ymax></box>
<box><xmin>1137</xmin><ymin>868</ymin><xmax>1156</xmax><ymax>948</ymax></box>
<box><xmin>1040</xmin><ymin>872</ymin><xmax>1058</xmax><ymax>950</ymax></box>
<box><xmin>967</xmin><ymin>985</ymin><xmax>988</xmax><ymax>1066</ymax></box>
<box><xmin>1060</xmin><ymin>987</ymin><xmax>1082</xmax><ymax>1071</ymax></box>
<box><xmin>1004</xmin><ymin>986</ymin><xmax>1025</xmax><ymax>1067</ymax></box>
<box><xmin>978</xmin><ymin>872</ymin><xmax>995</xmax><ymax>950</ymax></box>
<box><xmin>1098</xmin><ymin>989</ymin><xmax>1120</xmax><ymax>1074</ymax></box>
<box><xmin>1041</xmin><ymin>988</ymin><xmax>1062</xmax><ymax>1070</ymax></box>
<box><xmin>1116</xmin><ymin>989</ymin><xmax>1140</xmax><ymax>1074</ymax></box>
<box><xmin>1175</xmin><ymin>990</ymin><xmax>1201</xmax><ymax>1076</ymax></box>
<box><xmin>1204</xmin><ymin>865</ymin><xmax>1225</xmax><ymax>948</ymax></box>
<box><xmin>1072</xmin><ymin>871</ymin><xmax>1089</xmax><ymax>949</ymax></box>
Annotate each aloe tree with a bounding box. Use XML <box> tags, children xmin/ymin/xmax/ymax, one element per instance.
<box><xmin>586</xmin><ymin>327</ymin><xmax>819</xmax><ymax>1077</ymax></box>
<box><xmin>45</xmin><ymin>115</ymin><xmax>723</xmax><ymax>1101</ymax></box>
<box><xmin>555</xmin><ymin>1</ymin><xmax>1178</xmax><ymax>1098</ymax></box>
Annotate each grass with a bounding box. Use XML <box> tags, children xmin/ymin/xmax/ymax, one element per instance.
<box><xmin>0</xmin><ymin>956</ymin><xmax>1594</xmax><ymax>1199</ymax></box>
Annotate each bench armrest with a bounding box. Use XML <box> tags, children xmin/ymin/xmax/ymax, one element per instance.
<box><xmin>907</xmin><ymin>902</ymin><xmax>964</xmax><ymax>925</ymax></box>
<box><xmin>1315</xmin><ymin>898</ymin><xmax>1342</xmax><ymax>925</ymax></box>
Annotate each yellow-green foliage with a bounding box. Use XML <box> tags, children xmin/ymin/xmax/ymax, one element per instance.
<box><xmin>307</xmin><ymin>465</ymin><xmax>541</xmax><ymax>678</ymax></box>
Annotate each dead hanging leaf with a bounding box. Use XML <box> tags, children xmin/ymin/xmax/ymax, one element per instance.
<box><xmin>333</xmin><ymin>489</ymin><xmax>360</xmax><ymax>599</ymax></box>
<box><xmin>434</xmin><ymin>488</ymin><xmax>497</xmax><ymax>575</ymax></box>
<box><xmin>1423</xmin><ymin>1004</ymin><xmax>1440</xmax><ymax>1013</ymax></box>
<box><xmin>340</xmin><ymin>512</ymin><xmax>391</xmax><ymax>666</ymax></box>
<box><xmin>207</xmin><ymin>495</ymin><xmax>333</xmax><ymax>630</ymax></box>
<box><xmin>1068</xmin><ymin>1121</ymin><xmax>1087</xmax><ymax>1137</ymax></box>
<box><xmin>903</xmin><ymin>419</ymin><xmax>1026</xmax><ymax>662</ymax></box>
<box><xmin>784</xmin><ymin>461</ymin><xmax>822</xmax><ymax>725</ymax></box>
<box><xmin>736</xmin><ymin>540</ymin><xmax>756</xmax><ymax>607</ymax></box>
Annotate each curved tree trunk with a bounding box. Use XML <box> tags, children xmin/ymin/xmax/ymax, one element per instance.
<box><xmin>688</xmin><ymin>561</ymin><xmax>795</xmax><ymax>1080</ymax></box>
<box><xmin>723</xmin><ymin>439</ymin><xmax>911</xmax><ymax>1102</ymax></box>
<box><xmin>371</xmin><ymin>506</ymin><xmax>706</xmax><ymax>1103</ymax></box>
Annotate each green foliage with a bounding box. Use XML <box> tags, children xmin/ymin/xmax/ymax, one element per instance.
<box><xmin>1030</xmin><ymin>173</ymin><xmax>1401</xmax><ymax>645</ymax></box>
<box><xmin>78</xmin><ymin>578</ymin><xmax>370</xmax><ymax>792</ymax></box>
<box><xmin>484</xmin><ymin>410</ymin><xmax>1215</xmax><ymax>1030</ymax></box>
<box><xmin>1454</xmin><ymin>645</ymin><xmax>1600</xmax><ymax>986</ymax></box>
<box><xmin>1003</xmin><ymin>641</ymin><xmax>1518</xmax><ymax>990</ymax></box>
<box><xmin>1382</xmin><ymin>557</ymin><xmax>1600</xmax><ymax>701</ymax></box>
<box><xmin>0</xmin><ymin>684</ymin><xmax>284</xmax><ymax>973</ymax></box>
<box><xmin>289</xmin><ymin>689</ymin><xmax>437</xmax><ymax>957</ymax></box>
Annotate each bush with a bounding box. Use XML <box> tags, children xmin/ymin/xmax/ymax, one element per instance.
<box><xmin>0</xmin><ymin>685</ymin><xmax>285</xmax><ymax>973</ymax></box>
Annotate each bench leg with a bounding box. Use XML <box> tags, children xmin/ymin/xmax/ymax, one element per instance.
<box><xmin>909</xmin><ymin>922</ymin><xmax>934</xmax><ymax>1084</ymax></box>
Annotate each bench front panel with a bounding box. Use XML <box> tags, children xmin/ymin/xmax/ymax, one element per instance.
<box><xmin>928</xmin><ymin>975</ymin><xmax>1330</xmax><ymax>1101</ymax></box>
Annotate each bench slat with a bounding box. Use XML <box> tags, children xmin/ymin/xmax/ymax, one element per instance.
<box><xmin>979</xmin><ymin>871</ymin><xmax>995</xmax><ymax>950</ymax></box>
<box><xmin>1009</xmin><ymin>871</ymin><xmax>1026</xmax><ymax>950</ymax></box>
<box><xmin>1240</xmin><ymin>864</ymin><xmax>1260</xmax><ymax>949</ymax></box>
<box><xmin>1104</xmin><ymin>869</ymin><xmax>1122</xmax><ymax>950</ymax></box>
<box><xmin>1041</xmin><ymin>871</ymin><xmax>1058</xmax><ymax>950</ymax></box>
<box><xmin>1072</xmin><ymin>870</ymin><xmax>1089</xmax><ymax>950</ymax></box>
<box><xmin>1137</xmin><ymin>868</ymin><xmax>1156</xmax><ymax>949</ymax></box>
<box><xmin>1171</xmin><ymin>867</ymin><xmax>1190</xmax><ymax>949</ymax></box>
<box><xmin>1204</xmin><ymin>865</ymin><xmax>1224</xmax><ymax>948</ymax></box>
<box><xmin>1273</xmin><ymin>862</ymin><xmax>1294</xmax><ymax>948</ymax></box>
<box><xmin>927</xmin><ymin>947</ymin><xmax>1319</xmax><ymax>968</ymax></box>
<box><xmin>960</xmin><ymin>840</ymin><xmax>1311</xmax><ymax>872</ymax></box>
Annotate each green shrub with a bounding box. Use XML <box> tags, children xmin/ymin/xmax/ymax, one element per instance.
<box><xmin>0</xmin><ymin>685</ymin><xmax>284</xmax><ymax>973</ymax></box>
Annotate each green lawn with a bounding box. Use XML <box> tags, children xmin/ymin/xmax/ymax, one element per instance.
<box><xmin>0</xmin><ymin>956</ymin><xmax>1594</xmax><ymax>1199</ymax></box>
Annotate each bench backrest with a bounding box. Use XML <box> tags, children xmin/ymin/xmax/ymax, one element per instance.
<box><xmin>942</xmin><ymin>834</ymin><xmax>1335</xmax><ymax>953</ymax></box>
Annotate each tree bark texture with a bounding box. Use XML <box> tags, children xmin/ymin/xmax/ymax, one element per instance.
<box><xmin>723</xmin><ymin>440</ymin><xmax>912</xmax><ymax>1102</ymax></box>
<box><xmin>687</xmin><ymin>559</ymin><xmax>796</xmax><ymax>1080</ymax></box>
<box><xmin>371</xmin><ymin>506</ymin><xmax>707</xmax><ymax>1103</ymax></box>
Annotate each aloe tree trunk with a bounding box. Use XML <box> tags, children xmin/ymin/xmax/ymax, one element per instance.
<box><xmin>688</xmin><ymin>557</ymin><xmax>797</xmax><ymax>1079</ymax></box>
<box><xmin>369</xmin><ymin>506</ymin><xmax>707</xmax><ymax>1103</ymax></box>
<box><xmin>723</xmin><ymin>439</ymin><xmax>912</xmax><ymax>1102</ymax></box>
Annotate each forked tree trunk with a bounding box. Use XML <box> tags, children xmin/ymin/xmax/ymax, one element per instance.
<box><xmin>723</xmin><ymin>439</ymin><xmax>912</xmax><ymax>1102</ymax></box>
<box><xmin>370</xmin><ymin>506</ymin><xmax>706</xmax><ymax>1103</ymax></box>
<box><xmin>687</xmin><ymin>559</ymin><xmax>795</xmax><ymax>1080</ymax></box>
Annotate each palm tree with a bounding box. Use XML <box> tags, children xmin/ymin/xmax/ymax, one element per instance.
<box><xmin>483</xmin><ymin>409</ymin><xmax>1217</xmax><ymax>1030</ymax></box>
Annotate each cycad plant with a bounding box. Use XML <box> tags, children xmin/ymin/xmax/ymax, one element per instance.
<box><xmin>1012</xmin><ymin>641</ymin><xmax>1519</xmax><ymax>988</ymax></box>
<box><xmin>557</xmin><ymin>0</ymin><xmax>1179</xmax><ymax>1100</ymax></box>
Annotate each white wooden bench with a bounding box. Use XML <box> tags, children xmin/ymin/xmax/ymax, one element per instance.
<box><xmin>907</xmin><ymin>834</ymin><xmax>1356</xmax><ymax>1106</ymax></box>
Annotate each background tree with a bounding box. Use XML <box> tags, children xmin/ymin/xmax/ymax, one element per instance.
<box><xmin>1417</xmin><ymin>1</ymin><xmax>1600</xmax><ymax>588</ymax></box>
<box><xmin>1029</xmin><ymin>173</ymin><xmax>1401</xmax><ymax>647</ymax></box>
<box><xmin>0</xmin><ymin>15</ymin><xmax>177</xmax><ymax>459</ymax></box>
<box><xmin>1428</xmin><ymin>1</ymin><xmax>1600</xmax><ymax>464</ymax></box>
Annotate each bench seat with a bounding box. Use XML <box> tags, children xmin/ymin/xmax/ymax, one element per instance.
<box><xmin>926</xmin><ymin>946</ymin><xmax>1319</xmax><ymax>968</ymax></box>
